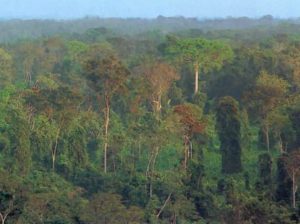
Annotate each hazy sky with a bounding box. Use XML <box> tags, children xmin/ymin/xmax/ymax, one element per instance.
<box><xmin>1</xmin><ymin>0</ymin><xmax>299</xmax><ymax>19</ymax></box>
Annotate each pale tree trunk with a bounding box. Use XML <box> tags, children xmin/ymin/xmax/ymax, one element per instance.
<box><xmin>150</xmin><ymin>146</ymin><xmax>159</xmax><ymax>198</ymax></box>
<box><xmin>0</xmin><ymin>201</ymin><xmax>14</xmax><ymax>224</ymax></box>
<box><xmin>263</xmin><ymin>125</ymin><xmax>270</xmax><ymax>151</ymax></box>
<box><xmin>157</xmin><ymin>94</ymin><xmax>161</xmax><ymax>118</ymax></box>
<box><xmin>0</xmin><ymin>213</ymin><xmax>7</xmax><ymax>224</ymax></box>
<box><xmin>152</xmin><ymin>93</ymin><xmax>162</xmax><ymax>120</ymax></box>
<box><xmin>104</xmin><ymin>94</ymin><xmax>110</xmax><ymax>174</ymax></box>
<box><xmin>156</xmin><ymin>193</ymin><xmax>172</xmax><ymax>218</ymax></box>
<box><xmin>52</xmin><ymin>128</ymin><xmax>61</xmax><ymax>172</ymax></box>
<box><xmin>146</xmin><ymin>152</ymin><xmax>153</xmax><ymax>198</ymax></box>
<box><xmin>278</xmin><ymin>133</ymin><xmax>284</xmax><ymax>154</ymax></box>
<box><xmin>194</xmin><ymin>64</ymin><xmax>199</xmax><ymax>95</ymax></box>
<box><xmin>189</xmin><ymin>140</ymin><xmax>193</xmax><ymax>159</ymax></box>
<box><xmin>183</xmin><ymin>135</ymin><xmax>190</xmax><ymax>170</ymax></box>
<box><xmin>146</xmin><ymin>146</ymin><xmax>159</xmax><ymax>198</ymax></box>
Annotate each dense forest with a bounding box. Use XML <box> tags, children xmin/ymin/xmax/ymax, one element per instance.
<box><xmin>1</xmin><ymin>16</ymin><xmax>300</xmax><ymax>223</ymax></box>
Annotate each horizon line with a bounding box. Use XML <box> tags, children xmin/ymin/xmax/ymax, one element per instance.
<box><xmin>0</xmin><ymin>14</ymin><xmax>299</xmax><ymax>21</ymax></box>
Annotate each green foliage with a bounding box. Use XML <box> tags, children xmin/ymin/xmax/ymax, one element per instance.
<box><xmin>167</xmin><ymin>37</ymin><xmax>233</xmax><ymax>72</ymax></box>
<box><xmin>81</xmin><ymin>192</ymin><xmax>144</xmax><ymax>224</ymax></box>
<box><xmin>257</xmin><ymin>153</ymin><xmax>273</xmax><ymax>193</ymax></box>
<box><xmin>216</xmin><ymin>96</ymin><xmax>242</xmax><ymax>174</ymax></box>
<box><xmin>0</xmin><ymin>48</ymin><xmax>13</xmax><ymax>86</ymax></box>
<box><xmin>0</xmin><ymin>19</ymin><xmax>299</xmax><ymax>223</ymax></box>
<box><xmin>275</xmin><ymin>154</ymin><xmax>293</xmax><ymax>205</ymax></box>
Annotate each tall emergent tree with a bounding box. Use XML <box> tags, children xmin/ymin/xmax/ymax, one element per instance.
<box><xmin>135</xmin><ymin>59</ymin><xmax>179</xmax><ymax>119</ymax></box>
<box><xmin>84</xmin><ymin>54</ymin><xmax>129</xmax><ymax>173</ymax></box>
<box><xmin>167</xmin><ymin>37</ymin><xmax>233</xmax><ymax>95</ymax></box>
<box><xmin>216</xmin><ymin>96</ymin><xmax>242</xmax><ymax>174</ymax></box>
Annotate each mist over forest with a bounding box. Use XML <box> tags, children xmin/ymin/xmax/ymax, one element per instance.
<box><xmin>0</xmin><ymin>15</ymin><xmax>300</xmax><ymax>43</ymax></box>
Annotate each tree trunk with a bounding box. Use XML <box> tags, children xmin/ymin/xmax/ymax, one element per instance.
<box><xmin>189</xmin><ymin>140</ymin><xmax>193</xmax><ymax>159</ymax></box>
<box><xmin>156</xmin><ymin>193</ymin><xmax>172</xmax><ymax>218</ymax></box>
<box><xmin>157</xmin><ymin>94</ymin><xmax>161</xmax><ymax>118</ymax></box>
<box><xmin>194</xmin><ymin>64</ymin><xmax>199</xmax><ymax>95</ymax></box>
<box><xmin>0</xmin><ymin>211</ymin><xmax>10</xmax><ymax>224</ymax></box>
<box><xmin>152</xmin><ymin>94</ymin><xmax>162</xmax><ymax>120</ymax></box>
<box><xmin>104</xmin><ymin>94</ymin><xmax>110</xmax><ymax>174</ymax></box>
<box><xmin>146</xmin><ymin>146</ymin><xmax>159</xmax><ymax>198</ymax></box>
<box><xmin>52</xmin><ymin>153</ymin><xmax>55</xmax><ymax>172</ymax></box>
<box><xmin>0</xmin><ymin>214</ymin><xmax>4</xmax><ymax>224</ymax></box>
<box><xmin>150</xmin><ymin>147</ymin><xmax>159</xmax><ymax>198</ymax></box>
<box><xmin>52</xmin><ymin>128</ymin><xmax>60</xmax><ymax>172</ymax></box>
<box><xmin>263</xmin><ymin>125</ymin><xmax>270</xmax><ymax>151</ymax></box>
<box><xmin>183</xmin><ymin>135</ymin><xmax>190</xmax><ymax>170</ymax></box>
<box><xmin>184</xmin><ymin>145</ymin><xmax>188</xmax><ymax>170</ymax></box>
<box><xmin>278</xmin><ymin>133</ymin><xmax>284</xmax><ymax>154</ymax></box>
<box><xmin>146</xmin><ymin>152</ymin><xmax>153</xmax><ymax>198</ymax></box>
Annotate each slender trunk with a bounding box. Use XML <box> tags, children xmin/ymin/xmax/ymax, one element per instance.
<box><xmin>263</xmin><ymin>125</ymin><xmax>270</xmax><ymax>151</ymax></box>
<box><xmin>194</xmin><ymin>64</ymin><xmax>199</xmax><ymax>95</ymax></box>
<box><xmin>152</xmin><ymin>94</ymin><xmax>162</xmax><ymax>120</ymax></box>
<box><xmin>146</xmin><ymin>146</ymin><xmax>159</xmax><ymax>198</ymax></box>
<box><xmin>150</xmin><ymin>147</ymin><xmax>159</xmax><ymax>198</ymax></box>
<box><xmin>25</xmin><ymin>71</ymin><xmax>32</xmax><ymax>86</ymax></box>
<box><xmin>278</xmin><ymin>133</ymin><xmax>284</xmax><ymax>154</ymax></box>
<box><xmin>0</xmin><ymin>210</ymin><xmax>10</xmax><ymax>224</ymax></box>
<box><xmin>52</xmin><ymin>128</ymin><xmax>60</xmax><ymax>172</ymax></box>
<box><xmin>184</xmin><ymin>136</ymin><xmax>190</xmax><ymax>170</ymax></box>
<box><xmin>157</xmin><ymin>94</ymin><xmax>161</xmax><ymax>119</ymax></box>
<box><xmin>189</xmin><ymin>140</ymin><xmax>193</xmax><ymax>159</ymax></box>
<box><xmin>156</xmin><ymin>193</ymin><xmax>172</xmax><ymax>218</ymax></box>
<box><xmin>146</xmin><ymin>152</ymin><xmax>154</xmax><ymax>178</ymax></box>
<box><xmin>104</xmin><ymin>94</ymin><xmax>110</xmax><ymax>173</ymax></box>
<box><xmin>184</xmin><ymin>145</ymin><xmax>188</xmax><ymax>170</ymax></box>
<box><xmin>52</xmin><ymin>153</ymin><xmax>55</xmax><ymax>172</ymax></box>
<box><xmin>146</xmin><ymin>149</ymin><xmax>153</xmax><ymax>198</ymax></box>
<box><xmin>0</xmin><ymin>213</ymin><xmax>4</xmax><ymax>224</ymax></box>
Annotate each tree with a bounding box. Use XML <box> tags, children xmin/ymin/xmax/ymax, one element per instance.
<box><xmin>0</xmin><ymin>171</ymin><xmax>23</xmax><ymax>224</ymax></box>
<box><xmin>216</xmin><ymin>96</ymin><xmax>242</xmax><ymax>174</ymax></box>
<box><xmin>84</xmin><ymin>54</ymin><xmax>129</xmax><ymax>173</ymax></box>
<box><xmin>282</xmin><ymin>151</ymin><xmax>300</xmax><ymax>208</ymax></box>
<box><xmin>0</xmin><ymin>86</ymin><xmax>32</xmax><ymax>175</ymax></box>
<box><xmin>278</xmin><ymin>40</ymin><xmax>300</xmax><ymax>91</ymax></box>
<box><xmin>25</xmin><ymin>74</ymin><xmax>82</xmax><ymax>171</ymax></box>
<box><xmin>81</xmin><ymin>192</ymin><xmax>144</xmax><ymax>224</ymax></box>
<box><xmin>13</xmin><ymin>42</ymin><xmax>43</xmax><ymax>85</ymax></box>
<box><xmin>135</xmin><ymin>59</ymin><xmax>179</xmax><ymax>119</ymax></box>
<box><xmin>173</xmin><ymin>103</ymin><xmax>205</xmax><ymax>170</ymax></box>
<box><xmin>244</xmin><ymin>71</ymin><xmax>289</xmax><ymax>151</ymax></box>
<box><xmin>167</xmin><ymin>37</ymin><xmax>233</xmax><ymax>95</ymax></box>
